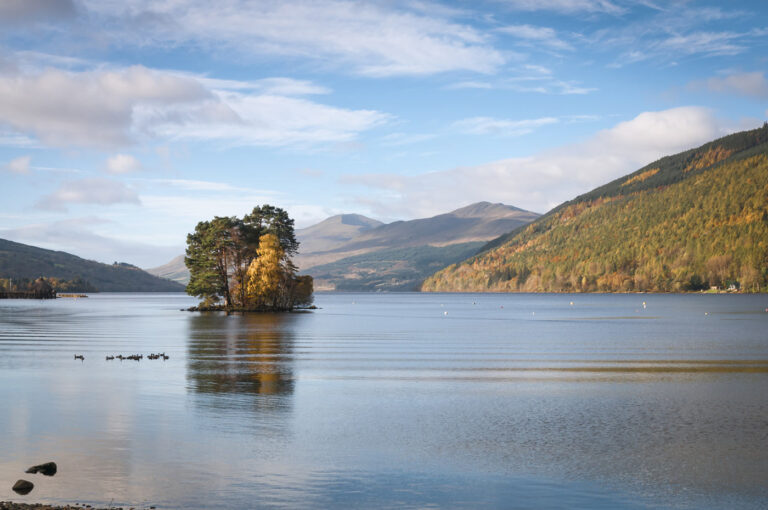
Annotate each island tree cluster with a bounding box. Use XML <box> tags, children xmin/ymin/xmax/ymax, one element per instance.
<box><xmin>185</xmin><ymin>205</ymin><xmax>313</xmax><ymax>310</ymax></box>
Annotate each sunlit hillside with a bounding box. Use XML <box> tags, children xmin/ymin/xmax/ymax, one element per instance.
<box><xmin>423</xmin><ymin>124</ymin><xmax>768</xmax><ymax>293</ymax></box>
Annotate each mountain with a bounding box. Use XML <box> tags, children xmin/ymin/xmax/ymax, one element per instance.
<box><xmin>298</xmin><ymin>202</ymin><xmax>540</xmax><ymax>291</ymax></box>
<box><xmin>422</xmin><ymin>124</ymin><xmax>768</xmax><ymax>293</ymax></box>
<box><xmin>0</xmin><ymin>238</ymin><xmax>185</xmax><ymax>292</ymax></box>
<box><xmin>146</xmin><ymin>255</ymin><xmax>189</xmax><ymax>285</ymax></box>
<box><xmin>295</xmin><ymin>214</ymin><xmax>384</xmax><ymax>254</ymax></box>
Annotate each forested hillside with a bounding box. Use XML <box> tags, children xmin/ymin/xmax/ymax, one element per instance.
<box><xmin>423</xmin><ymin>124</ymin><xmax>768</xmax><ymax>293</ymax></box>
<box><xmin>0</xmin><ymin>238</ymin><xmax>185</xmax><ymax>292</ymax></box>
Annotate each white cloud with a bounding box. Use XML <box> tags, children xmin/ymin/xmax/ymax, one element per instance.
<box><xmin>452</xmin><ymin>116</ymin><xmax>559</xmax><ymax>136</ymax></box>
<box><xmin>498</xmin><ymin>25</ymin><xmax>572</xmax><ymax>51</ymax></box>
<box><xmin>497</xmin><ymin>0</ymin><xmax>623</xmax><ymax>13</ymax></box>
<box><xmin>6</xmin><ymin>155</ymin><xmax>31</xmax><ymax>174</ymax></box>
<box><xmin>39</xmin><ymin>178</ymin><xmax>140</xmax><ymax>211</ymax></box>
<box><xmin>446</xmin><ymin>81</ymin><xmax>494</xmax><ymax>90</ymax></box>
<box><xmin>0</xmin><ymin>64</ymin><xmax>389</xmax><ymax>149</ymax></box>
<box><xmin>0</xmin><ymin>65</ymin><xmax>208</xmax><ymax>148</ymax></box>
<box><xmin>106</xmin><ymin>154</ymin><xmax>142</xmax><ymax>174</ymax></box>
<box><xmin>703</xmin><ymin>72</ymin><xmax>768</xmax><ymax>99</ymax></box>
<box><xmin>148</xmin><ymin>90</ymin><xmax>389</xmax><ymax>146</ymax></box>
<box><xmin>79</xmin><ymin>0</ymin><xmax>505</xmax><ymax>77</ymax></box>
<box><xmin>192</xmin><ymin>76</ymin><xmax>331</xmax><ymax>96</ymax></box>
<box><xmin>345</xmin><ymin>107</ymin><xmax>728</xmax><ymax>218</ymax></box>
<box><xmin>379</xmin><ymin>132</ymin><xmax>437</xmax><ymax>146</ymax></box>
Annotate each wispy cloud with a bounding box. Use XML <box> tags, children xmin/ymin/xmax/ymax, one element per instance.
<box><xmin>106</xmin><ymin>154</ymin><xmax>142</xmax><ymax>174</ymax></box>
<box><xmin>39</xmin><ymin>178</ymin><xmax>140</xmax><ymax>211</ymax></box>
<box><xmin>5</xmin><ymin>155</ymin><xmax>31</xmax><ymax>174</ymax></box>
<box><xmin>452</xmin><ymin>116</ymin><xmax>559</xmax><ymax>136</ymax></box>
<box><xmin>594</xmin><ymin>6</ymin><xmax>762</xmax><ymax>67</ymax></box>
<box><xmin>76</xmin><ymin>0</ymin><xmax>505</xmax><ymax>77</ymax></box>
<box><xmin>497</xmin><ymin>24</ymin><xmax>573</xmax><ymax>51</ymax></box>
<box><xmin>496</xmin><ymin>0</ymin><xmax>624</xmax><ymax>14</ymax></box>
<box><xmin>379</xmin><ymin>132</ymin><xmax>437</xmax><ymax>146</ymax></box>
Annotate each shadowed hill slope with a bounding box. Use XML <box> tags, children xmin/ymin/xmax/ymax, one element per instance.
<box><xmin>0</xmin><ymin>238</ymin><xmax>185</xmax><ymax>292</ymax></box>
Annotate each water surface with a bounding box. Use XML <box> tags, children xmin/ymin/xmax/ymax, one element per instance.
<box><xmin>1</xmin><ymin>292</ymin><xmax>767</xmax><ymax>508</ymax></box>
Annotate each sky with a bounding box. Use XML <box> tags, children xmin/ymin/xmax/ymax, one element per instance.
<box><xmin>0</xmin><ymin>0</ymin><xmax>767</xmax><ymax>268</ymax></box>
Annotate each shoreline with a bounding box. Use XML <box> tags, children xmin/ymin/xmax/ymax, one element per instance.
<box><xmin>0</xmin><ymin>503</ymin><xmax>153</xmax><ymax>510</ymax></box>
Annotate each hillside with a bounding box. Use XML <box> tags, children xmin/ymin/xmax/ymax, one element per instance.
<box><xmin>146</xmin><ymin>255</ymin><xmax>189</xmax><ymax>284</ymax></box>
<box><xmin>0</xmin><ymin>238</ymin><xmax>185</xmax><ymax>292</ymax></box>
<box><xmin>422</xmin><ymin>124</ymin><xmax>768</xmax><ymax>293</ymax></box>
<box><xmin>296</xmin><ymin>213</ymin><xmax>384</xmax><ymax>254</ymax></box>
<box><xmin>298</xmin><ymin>202</ymin><xmax>540</xmax><ymax>291</ymax></box>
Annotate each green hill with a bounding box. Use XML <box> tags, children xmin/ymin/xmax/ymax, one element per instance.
<box><xmin>0</xmin><ymin>238</ymin><xmax>185</xmax><ymax>292</ymax></box>
<box><xmin>422</xmin><ymin>124</ymin><xmax>768</xmax><ymax>293</ymax></box>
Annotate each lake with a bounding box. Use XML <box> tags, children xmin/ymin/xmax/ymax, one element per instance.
<box><xmin>1</xmin><ymin>292</ymin><xmax>767</xmax><ymax>509</ymax></box>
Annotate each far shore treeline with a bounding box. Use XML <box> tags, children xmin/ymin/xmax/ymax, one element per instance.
<box><xmin>185</xmin><ymin>205</ymin><xmax>313</xmax><ymax>311</ymax></box>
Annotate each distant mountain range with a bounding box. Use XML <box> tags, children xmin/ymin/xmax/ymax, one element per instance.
<box><xmin>296</xmin><ymin>202</ymin><xmax>539</xmax><ymax>291</ymax></box>
<box><xmin>423</xmin><ymin>124</ymin><xmax>768</xmax><ymax>293</ymax></box>
<box><xmin>148</xmin><ymin>202</ymin><xmax>540</xmax><ymax>292</ymax></box>
<box><xmin>0</xmin><ymin>238</ymin><xmax>185</xmax><ymax>292</ymax></box>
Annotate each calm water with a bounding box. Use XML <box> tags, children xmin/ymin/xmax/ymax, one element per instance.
<box><xmin>1</xmin><ymin>292</ymin><xmax>767</xmax><ymax>509</ymax></box>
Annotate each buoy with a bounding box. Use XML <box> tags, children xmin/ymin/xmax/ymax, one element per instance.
<box><xmin>444</xmin><ymin>311</ymin><xmax>448</xmax><ymax>316</ymax></box>
<box><xmin>569</xmin><ymin>301</ymin><xmax>574</xmax><ymax>306</ymax></box>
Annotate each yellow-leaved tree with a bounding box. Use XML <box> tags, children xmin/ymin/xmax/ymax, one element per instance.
<box><xmin>246</xmin><ymin>233</ymin><xmax>287</xmax><ymax>309</ymax></box>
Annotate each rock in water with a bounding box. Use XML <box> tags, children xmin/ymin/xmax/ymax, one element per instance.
<box><xmin>25</xmin><ymin>461</ymin><xmax>57</xmax><ymax>476</ymax></box>
<box><xmin>12</xmin><ymin>479</ymin><xmax>34</xmax><ymax>495</ymax></box>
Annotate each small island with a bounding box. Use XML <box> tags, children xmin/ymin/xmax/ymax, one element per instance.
<box><xmin>184</xmin><ymin>205</ymin><xmax>313</xmax><ymax>312</ymax></box>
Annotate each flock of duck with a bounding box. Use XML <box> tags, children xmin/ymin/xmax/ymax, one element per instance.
<box><xmin>73</xmin><ymin>353</ymin><xmax>169</xmax><ymax>361</ymax></box>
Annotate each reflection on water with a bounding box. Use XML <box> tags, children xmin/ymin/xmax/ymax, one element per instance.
<box><xmin>0</xmin><ymin>293</ymin><xmax>767</xmax><ymax>509</ymax></box>
<box><xmin>187</xmin><ymin>313</ymin><xmax>296</xmax><ymax>404</ymax></box>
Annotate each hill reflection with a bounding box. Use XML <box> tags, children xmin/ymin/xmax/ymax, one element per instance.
<box><xmin>186</xmin><ymin>313</ymin><xmax>297</xmax><ymax>410</ymax></box>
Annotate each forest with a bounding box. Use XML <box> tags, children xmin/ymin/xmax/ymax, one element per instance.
<box><xmin>423</xmin><ymin>125</ymin><xmax>768</xmax><ymax>293</ymax></box>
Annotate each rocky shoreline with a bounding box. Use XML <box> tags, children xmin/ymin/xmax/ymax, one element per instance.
<box><xmin>1</xmin><ymin>503</ymin><xmax>149</xmax><ymax>510</ymax></box>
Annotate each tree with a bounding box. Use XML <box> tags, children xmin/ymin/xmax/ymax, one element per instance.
<box><xmin>246</xmin><ymin>234</ymin><xmax>286</xmax><ymax>309</ymax></box>
<box><xmin>185</xmin><ymin>216</ymin><xmax>237</xmax><ymax>306</ymax></box>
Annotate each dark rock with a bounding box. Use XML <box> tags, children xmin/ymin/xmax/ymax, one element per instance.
<box><xmin>12</xmin><ymin>479</ymin><xmax>34</xmax><ymax>495</ymax></box>
<box><xmin>25</xmin><ymin>461</ymin><xmax>57</xmax><ymax>476</ymax></box>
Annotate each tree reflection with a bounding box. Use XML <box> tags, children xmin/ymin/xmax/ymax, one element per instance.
<box><xmin>187</xmin><ymin>312</ymin><xmax>296</xmax><ymax>410</ymax></box>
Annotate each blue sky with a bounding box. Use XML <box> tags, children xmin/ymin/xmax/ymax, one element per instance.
<box><xmin>0</xmin><ymin>0</ymin><xmax>767</xmax><ymax>267</ymax></box>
